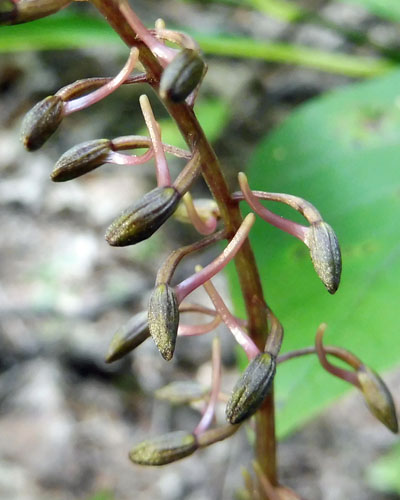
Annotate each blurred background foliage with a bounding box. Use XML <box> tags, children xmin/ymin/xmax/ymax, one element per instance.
<box><xmin>1</xmin><ymin>0</ymin><xmax>400</xmax><ymax>498</ymax></box>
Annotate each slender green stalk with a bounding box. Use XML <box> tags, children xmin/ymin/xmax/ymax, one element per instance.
<box><xmin>1</xmin><ymin>15</ymin><xmax>396</xmax><ymax>77</ymax></box>
<box><xmin>196</xmin><ymin>35</ymin><xmax>395</xmax><ymax>78</ymax></box>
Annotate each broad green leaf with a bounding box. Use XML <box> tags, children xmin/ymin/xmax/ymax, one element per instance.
<box><xmin>367</xmin><ymin>443</ymin><xmax>400</xmax><ymax>494</ymax></box>
<box><xmin>228</xmin><ymin>69</ymin><xmax>400</xmax><ymax>437</ymax></box>
<box><xmin>0</xmin><ymin>13</ymin><xmax>395</xmax><ymax>77</ymax></box>
<box><xmin>340</xmin><ymin>0</ymin><xmax>400</xmax><ymax>22</ymax></box>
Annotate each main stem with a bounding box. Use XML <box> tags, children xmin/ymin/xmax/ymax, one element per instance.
<box><xmin>91</xmin><ymin>0</ymin><xmax>277</xmax><ymax>487</ymax></box>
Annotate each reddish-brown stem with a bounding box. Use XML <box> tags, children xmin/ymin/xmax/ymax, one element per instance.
<box><xmin>278</xmin><ymin>345</ymin><xmax>362</xmax><ymax>370</ymax></box>
<box><xmin>238</xmin><ymin>172</ymin><xmax>308</xmax><ymax>242</ymax></box>
<box><xmin>265</xmin><ymin>307</ymin><xmax>284</xmax><ymax>357</ymax></box>
<box><xmin>196</xmin><ymin>423</ymin><xmax>240</xmax><ymax>448</ymax></box>
<box><xmin>139</xmin><ymin>94</ymin><xmax>171</xmax><ymax>187</ymax></box>
<box><xmin>200</xmin><ymin>271</ymin><xmax>260</xmax><ymax>360</ymax></box>
<box><xmin>232</xmin><ymin>190</ymin><xmax>322</xmax><ymax>225</ymax></box>
<box><xmin>173</xmin><ymin>150</ymin><xmax>202</xmax><ymax>195</ymax></box>
<box><xmin>314</xmin><ymin>324</ymin><xmax>360</xmax><ymax>387</ymax></box>
<box><xmin>56</xmin><ymin>74</ymin><xmax>148</xmax><ymax>101</ymax></box>
<box><xmin>175</xmin><ymin>214</ymin><xmax>255</xmax><ymax>303</ymax></box>
<box><xmin>111</xmin><ymin>135</ymin><xmax>191</xmax><ymax>159</ymax></box>
<box><xmin>63</xmin><ymin>47</ymin><xmax>139</xmax><ymax>115</ymax></box>
<box><xmin>178</xmin><ymin>315</ymin><xmax>221</xmax><ymax>336</ymax></box>
<box><xmin>105</xmin><ymin>147</ymin><xmax>154</xmax><ymax>166</ymax></box>
<box><xmin>194</xmin><ymin>337</ymin><xmax>222</xmax><ymax>435</ymax></box>
<box><xmin>90</xmin><ymin>0</ymin><xmax>276</xmax><ymax>486</ymax></box>
<box><xmin>156</xmin><ymin>229</ymin><xmax>226</xmax><ymax>286</ymax></box>
<box><xmin>253</xmin><ymin>461</ymin><xmax>283</xmax><ymax>500</ymax></box>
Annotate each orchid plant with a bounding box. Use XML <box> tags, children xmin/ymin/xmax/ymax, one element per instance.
<box><xmin>2</xmin><ymin>0</ymin><xmax>398</xmax><ymax>497</ymax></box>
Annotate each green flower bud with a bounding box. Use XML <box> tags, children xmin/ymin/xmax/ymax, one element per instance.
<box><xmin>51</xmin><ymin>139</ymin><xmax>112</xmax><ymax>182</ymax></box>
<box><xmin>21</xmin><ymin>95</ymin><xmax>64</xmax><ymax>151</ymax></box>
<box><xmin>105</xmin><ymin>186</ymin><xmax>181</xmax><ymax>247</ymax></box>
<box><xmin>306</xmin><ymin>221</ymin><xmax>342</xmax><ymax>294</ymax></box>
<box><xmin>160</xmin><ymin>49</ymin><xmax>205</xmax><ymax>102</ymax></box>
<box><xmin>148</xmin><ymin>284</ymin><xmax>179</xmax><ymax>361</ymax></box>
<box><xmin>357</xmin><ymin>366</ymin><xmax>398</xmax><ymax>433</ymax></box>
<box><xmin>105</xmin><ymin>311</ymin><xmax>150</xmax><ymax>363</ymax></box>
<box><xmin>155</xmin><ymin>381</ymin><xmax>207</xmax><ymax>405</ymax></box>
<box><xmin>129</xmin><ymin>431</ymin><xmax>197</xmax><ymax>466</ymax></box>
<box><xmin>1</xmin><ymin>0</ymin><xmax>71</xmax><ymax>25</ymax></box>
<box><xmin>226</xmin><ymin>352</ymin><xmax>276</xmax><ymax>424</ymax></box>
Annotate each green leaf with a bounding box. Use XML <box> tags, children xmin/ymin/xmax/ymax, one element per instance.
<box><xmin>0</xmin><ymin>13</ymin><xmax>395</xmax><ymax>77</ymax></box>
<box><xmin>195</xmin><ymin>34</ymin><xmax>394</xmax><ymax>77</ymax></box>
<box><xmin>228</xmin><ymin>69</ymin><xmax>400</xmax><ymax>437</ymax></box>
<box><xmin>243</xmin><ymin>0</ymin><xmax>303</xmax><ymax>22</ymax></box>
<box><xmin>0</xmin><ymin>12</ymin><xmax>120</xmax><ymax>50</ymax></box>
<box><xmin>367</xmin><ymin>442</ymin><xmax>400</xmax><ymax>494</ymax></box>
<box><xmin>339</xmin><ymin>0</ymin><xmax>400</xmax><ymax>22</ymax></box>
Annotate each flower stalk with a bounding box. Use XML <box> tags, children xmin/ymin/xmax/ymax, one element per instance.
<box><xmin>194</xmin><ymin>337</ymin><xmax>222</xmax><ymax>435</ymax></box>
<box><xmin>199</xmin><ymin>267</ymin><xmax>260</xmax><ymax>360</ymax></box>
<box><xmin>63</xmin><ymin>48</ymin><xmax>139</xmax><ymax>115</ymax></box>
<box><xmin>90</xmin><ymin>0</ymin><xmax>276</xmax><ymax>484</ymax></box>
<box><xmin>139</xmin><ymin>94</ymin><xmax>171</xmax><ymax>187</ymax></box>
<box><xmin>16</xmin><ymin>0</ymin><xmax>400</xmax><ymax>492</ymax></box>
<box><xmin>175</xmin><ymin>213</ymin><xmax>256</xmax><ymax>303</ymax></box>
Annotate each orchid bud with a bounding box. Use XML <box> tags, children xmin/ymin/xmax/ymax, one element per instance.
<box><xmin>160</xmin><ymin>49</ymin><xmax>205</xmax><ymax>102</ymax></box>
<box><xmin>305</xmin><ymin>221</ymin><xmax>341</xmax><ymax>294</ymax></box>
<box><xmin>21</xmin><ymin>95</ymin><xmax>64</xmax><ymax>151</ymax></box>
<box><xmin>148</xmin><ymin>284</ymin><xmax>179</xmax><ymax>361</ymax></box>
<box><xmin>155</xmin><ymin>381</ymin><xmax>207</xmax><ymax>405</ymax></box>
<box><xmin>129</xmin><ymin>431</ymin><xmax>197</xmax><ymax>466</ymax></box>
<box><xmin>174</xmin><ymin>198</ymin><xmax>219</xmax><ymax>225</ymax></box>
<box><xmin>226</xmin><ymin>352</ymin><xmax>276</xmax><ymax>424</ymax></box>
<box><xmin>105</xmin><ymin>186</ymin><xmax>181</xmax><ymax>247</ymax></box>
<box><xmin>51</xmin><ymin>139</ymin><xmax>112</xmax><ymax>182</ymax></box>
<box><xmin>357</xmin><ymin>365</ymin><xmax>398</xmax><ymax>433</ymax></box>
<box><xmin>0</xmin><ymin>0</ymin><xmax>70</xmax><ymax>25</ymax></box>
<box><xmin>105</xmin><ymin>311</ymin><xmax>150</xmax><ymax>363</ymax></box>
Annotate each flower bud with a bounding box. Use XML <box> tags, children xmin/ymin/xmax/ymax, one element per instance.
<box><xmin>51</xmin><ymin>139</ymin><xmax>112</xmax><ymax>182</ymax></box>
<box><xmin>174</xmin><ymin>198</ymin><xmax>219</xmax><ymax>225</ymax></box>
<box><xmin>155</xmin><ymin>381</ymin><xmax>207</xmax><ymax>405</ymax></box>
<box><xmin>226</xmin><ymin>352</ymin><xmax>276</xmax><ymax>424</ymax></box>
<box><xmin>1</xmin><ymin>0</ymin><xmax>70</xmax><ymax>25</ymax></box>
<box><xmin>105</xmin><ymin>186</ymin><xmax>181</xmax><ymax>247</ymax></box>
<box><xmin>21</xmin><ymin>95</ymin><xmax>64</xmax><ymax>151</ymax></box>
<box><xmin>357</xmin><ymin>365</ymin><xmax>398</xmax><ymax>433</ymax></box>
<box><xmin>160</xmin><ymin>49</ymin><xmax>205</xmax><ymax>102</ymax></box>
<box><xmin>305</xmin><ymin>221</ymin><xmax>341</xmax><ymax>294</ymax></box>
<box><xmin>129</xmin><ymin>431</ymin><xmax>197</xmax><ymax>466</ymax></box>
<box><xmin>105</xmin><ymin>311</ymin><xmax>150</xmax><ymax>363</ymax></box>
<box><xmin>148</xmin><ymin>284</ymin><xmax>179</xmax><ymax>361</ymax></box>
